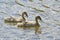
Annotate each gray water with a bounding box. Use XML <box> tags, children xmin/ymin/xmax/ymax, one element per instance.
<box><xmin>0</xmin><ymin>0</ymin><xmax>60</xmax><ymax>40</ymax></box>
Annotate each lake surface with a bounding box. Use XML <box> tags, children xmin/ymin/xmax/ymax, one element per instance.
<box><xmin>0</xmin><ymin>0</ymin><xmax>60</xmax><ymax>40</ymax></box>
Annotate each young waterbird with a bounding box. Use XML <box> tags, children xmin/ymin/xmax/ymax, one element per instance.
<box><xmin>4</xmin><ymin>12</ymin><xmax>28</xmax><ymax>23</ymax></box>
<box><xmin>17</xmin><ymin>16</ymin><xmax>42</xmax><ymax>34</ymax></box>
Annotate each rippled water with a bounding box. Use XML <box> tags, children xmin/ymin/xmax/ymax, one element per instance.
<box><xmin>0</xmin><ymin>0</ymin><xmax>60</xmax><ymax>40</ymax></box>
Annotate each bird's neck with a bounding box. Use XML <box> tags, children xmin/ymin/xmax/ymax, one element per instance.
<box><xmin>35</xmin><ymin>18</ymin><xmax>39</xmax><ymax>26</ymax></box>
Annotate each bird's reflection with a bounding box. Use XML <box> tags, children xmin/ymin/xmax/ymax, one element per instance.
<box><xmin>17</xmin><ymin>25</ymin><xmax>41</xmax><ymax>34</ymax></box>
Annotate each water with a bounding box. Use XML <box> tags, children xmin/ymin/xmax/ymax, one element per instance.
<box><xmin>0</xmin><ymin>0</ymin><xmax>60</xmax><ymax>40</ymax></box>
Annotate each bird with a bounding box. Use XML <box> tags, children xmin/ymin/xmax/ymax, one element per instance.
<box><xmin>17</xmin><ymin>16</ymin><xmax>42</xmax><ymax>34</ymax></box>
<box><xmin>4</xmin><ymin>12</ymin><xmax>28</xmax><ymax>23</ymax></box>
